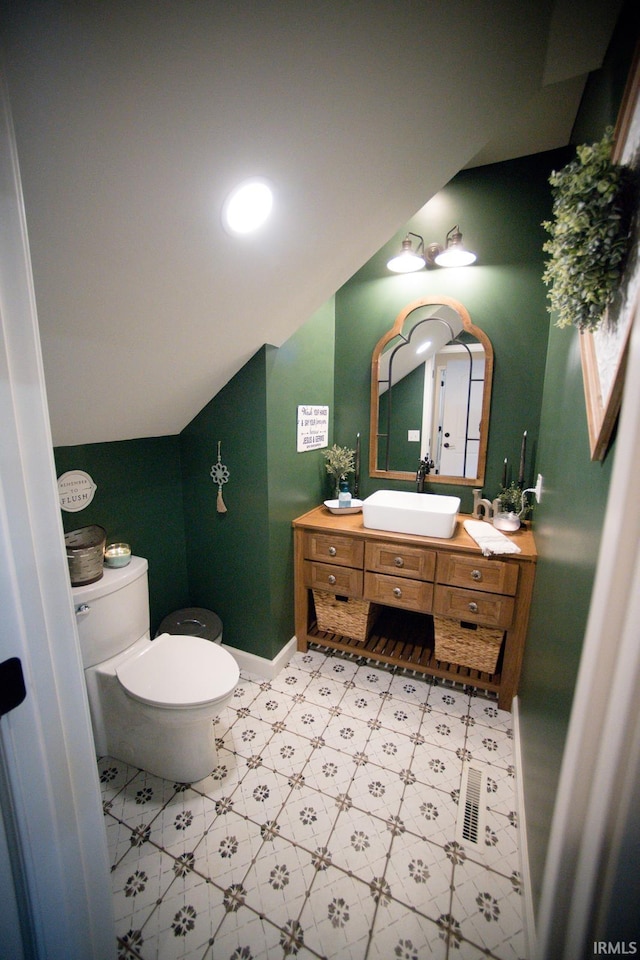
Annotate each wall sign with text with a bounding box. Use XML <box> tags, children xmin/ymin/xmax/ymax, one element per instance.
<box><xmin>58</xmin><ymin>470</ymin><xmax>97</xmax><ymax>512</ymax></box>
<box><xmin>296</xmin><ymin>405</ymin><xmax>329</xmax><ymax>452</ymax></box>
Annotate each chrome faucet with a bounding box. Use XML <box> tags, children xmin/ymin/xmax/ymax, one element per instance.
<box><xmin>416</xmin><ymin>456</ymin><xmax>434</xmax><ymax>492</ymax></box>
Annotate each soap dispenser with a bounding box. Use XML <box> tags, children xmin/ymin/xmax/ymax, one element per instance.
<box><xmin>338</xmin><ymin>479</ymin><xmax>352</xmax><ymax>508</ymax></box>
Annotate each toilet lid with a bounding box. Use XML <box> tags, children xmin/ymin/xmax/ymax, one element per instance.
<box><xmin>117</xmin><ymin>633</ymin><xmax>240</xmax><ymax>708</ymax></box>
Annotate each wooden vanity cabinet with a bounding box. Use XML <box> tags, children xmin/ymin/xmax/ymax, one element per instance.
<box><xmin>293</xmin><ymin>505</ymin><xmax>537</xmax><ymax>711</ymax></box>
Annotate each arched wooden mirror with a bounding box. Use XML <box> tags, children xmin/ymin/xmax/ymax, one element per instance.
<box><xmin>370</xmin><ymin>296</ymin><xmax>493</xmax><ymax>486</ymax></box>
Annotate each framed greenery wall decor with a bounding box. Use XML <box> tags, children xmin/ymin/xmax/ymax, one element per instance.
<box><xmin>580</xmin><ymin>47</ymin><xmax>640</xmax><ymax>460</ymax></box>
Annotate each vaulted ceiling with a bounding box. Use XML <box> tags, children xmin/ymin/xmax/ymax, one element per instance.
<box><xmin>1</xmin><ymin>0</ymin><xmax>621</xmax><ymax>446</ymax></box>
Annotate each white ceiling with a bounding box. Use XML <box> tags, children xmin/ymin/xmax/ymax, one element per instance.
<box><xmin>1</xmin><ymin>0</ymin><xmax>621</xmax><ymax>446</ymax></box>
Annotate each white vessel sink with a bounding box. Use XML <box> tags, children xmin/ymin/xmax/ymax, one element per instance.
<box><xmin>362</xmin><ymin>490</ymin><xmax>460</xmax><ymax>539</ymax></box>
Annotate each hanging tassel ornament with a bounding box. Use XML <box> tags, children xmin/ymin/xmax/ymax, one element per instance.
<box><xmin>210</xmin><ymin>441</ymin><xmax>230</xmax><ymax>513</ymax></box>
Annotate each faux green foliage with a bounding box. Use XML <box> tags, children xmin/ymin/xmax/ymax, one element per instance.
<box><xmin>322</xmin><ymin>444</ymin><xmax>355</xmax><ymax>495</ymax></box>
<box><xmin>542</xmin><ymin>129</ymin><xmax>632</xmax><ymax>332</ymax></box>
<box><xmin>497</xmin><ymin>482</ymin><xmax>530</xmax><ymax>518</ymax></box>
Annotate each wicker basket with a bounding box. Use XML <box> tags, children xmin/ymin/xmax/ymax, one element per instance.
<box><xmin>433</xmin><ymin>615</ymin><xmax>504</xmax><ymax>674</ymax></box>
<box><xmin>65</xmin><ymin>525</ymin><xmax>106</xmax><ymax>586</ymax></box>
<box><xmin>313</xmin><ymin>590</ymin><xmax>379</xmax><ymax>642</ymax></box>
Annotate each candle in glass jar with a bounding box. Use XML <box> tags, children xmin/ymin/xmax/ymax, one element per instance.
<box><xmin>104</xmin><ymin>542</ymin><xmax>131</xmax><ymax>567</ymax></box>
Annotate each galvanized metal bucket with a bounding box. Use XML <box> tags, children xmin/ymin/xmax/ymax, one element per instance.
<box><xmin>65</xmin><ymin>525</ymin><xmax>106</xmax><ymax>586</ymax></box>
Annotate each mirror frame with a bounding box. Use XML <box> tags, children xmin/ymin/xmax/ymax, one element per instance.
<box><xmin>369</xmin><ymin>296</ymin><xmax>493</xmax><ymax>486</ymax></box>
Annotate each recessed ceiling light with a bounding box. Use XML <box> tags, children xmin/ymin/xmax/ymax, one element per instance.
<box><xmin>222</xmin><ymin>178</ymin><xmax>273</xmax><ymax>235</ymax></box>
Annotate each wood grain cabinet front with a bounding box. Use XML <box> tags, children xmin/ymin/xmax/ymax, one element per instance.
<box><xmin>293</xmin><ymin>507</ymin><xmax>537</xmax><ymax>711</ymax></box>
<box><xmin>364</xmin><ymin>540</ymin><xmax>435</xmax><ymax>612</ymax></box>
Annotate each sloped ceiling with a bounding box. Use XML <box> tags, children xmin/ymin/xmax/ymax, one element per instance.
<box><xmin>1</xmin><ymin>0</ymin><xmax>621</xmax><ymax>446</ymax></box>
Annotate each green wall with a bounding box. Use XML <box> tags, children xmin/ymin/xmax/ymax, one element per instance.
<box><xmin>53</xmin><ymin>436</ymin><xmax>189</xmax><ymax>634</ymax></box>
<box><xmin>179</xmin><ymin>298</ymin><xmax>335</xmax><ymax>660</ymax></box>
<box><xmin>334</xmin><ymin>149</ymin><xmax>559</xmax><ymax>511</ymax></box>
<box><xmin>516</xmin><ymin>4</ymin><xmax>636</xmax><ymax>910</ymax></box>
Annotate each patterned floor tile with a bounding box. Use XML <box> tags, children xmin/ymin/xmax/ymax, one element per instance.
<box><xmin>427</xmin><ymin>685</ymin><xmax>472</xmax><ymax>718</ymax></box>
<box><xmin>247</xmin><ymin>686</ymin><xmax>295</xmax><ymax>723</ymax></box>
<box><xmin>147</xmin><ymin>788</ymin><xmax>219</xmax><ymax>858</ymax></box>
<box><xmin>222</xmin><ymin>714</ymin><xmax>275</xmax><ymax>761</ymax></box>
<box><xmin>191</xmin><ymin>809</ymin><xmax>264</xmax><ymax>890</ymax></box>
<box><xmin>241</xmin><ymin>834</ymin><xmax>317</xmax><ymax>928</ymax></box>
<box><xmin>328</xmin><ymin>805</ymin><xmax>392</xmax><ymax>881</ymax></box>
<box><xmin>347</xmin><ymin>763</ymin><xmax>405</xmax><ymax>822</ymax></box>
<box><xmin>351</xmin><ymin>663</ymin><xmax>394</xmax><ymax>694</ymax></box>
<box><xmin>302</xmin><ymin>674</ymin><xmax>351</xmax><ymax>710</ymax></box>
<box><xmin>317</xmin><ymin>654</ymin><xmax>361</xmax><ymax>682</ymax></box>
<box><xmin>206</xmin><ymin>904</ymin><xmax>304</xmax><ymax>960</ymax></box>
<box><xmin>383</xmin><ymin>830</ymin><xmax>453</xmax><ymax>922</ymax></box>
<box><xmin>472</xmin><ymin>807</ymin><xmax>521</xmax><ymax>878</ymax></box>
<box><xmin>112</xmin><ymin>844</ymin><xmax>180</xmax><ymax>950</ymax></box>
<box><xmin>300</xmin><ymin>865</ymin><xmax>379</xmax><ymax>960</ymax></box>
<box><xmin>297</xmin><ymin>741</ymin><xmax>357</xmax><ymax>797</ymax></box>
<box><xmin>375</xmin><ymin>697</ymin><xmax>427</xmax><ymax>736</ymax></box>
<box><xmin>467</xmin><ymin>694</ymin><xmax>513</xmax><ymax>732</ymax></box>
<box><xmin>338</xmin><ymin>684</ymin><xmax>383</xmax><ymax>721</ymax></box>
<box><xmin>108</xmin><ymin>654</ymin><xmax>528</xmax><ymax>959</ymax></box>
<box><xmin>224</xmin><ymin>764</ymin><xmax>291</xmax><ymax>825</ymax></box>
<box><xmin>410</xmin><ymin>742</ymin><xmax>464</xmax><ymax>796</ymax></box>
<box><xmin>362</xmin><ymin>725</ymin><xmax>416</xmax><ymax>773</ymax></box>
<box><xmin>451</xmin><ymin>856</ymin><xmax>526</xmax><ymax>960</ymax></box>
<box><xmin>137</xmin><ymin>869</ymin><xmax>226</xmax><ymax>960</ymax></box>
<box><xmin>465</xmin><ymin>724</ymin><xmax>515</xmax><ymax>771</ymax></box>
<box><xmin>386</xmin><ymin>672</ymin><xmax>432</xmax><ymax>706</ymax></box>
<box><xmin>400</xmin><ymin>779</ymin><xmax>460</xmax><ymax>849</ymax></box>
<box><xmin>320</xmin><ymin>712</ymin><xmax>375</xmax><ymax>754</ymax></box>
<box><xmin>275</xmin><ymin>784</ymin><xmax>340</xmax><ymax>852</ymax></box>
<box><xmin>366</xmin><ymin>895</ymin><xmax>449</xmax><ymax>960</ymax></box>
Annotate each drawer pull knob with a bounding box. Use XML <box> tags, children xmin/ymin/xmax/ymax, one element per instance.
<box><xmin>394</xmin><ymin>557</ymin><xmax>404</xmax><ymax>568</ymax></box>
<box><xmin>328</xmin><ymin>575</ymin><xmax>336</xmax><ymax>585</ymax></box>
<box><xmin>328</xmin><ymin>546</ymin><xmax>337</xmax><ymax>556</ymax></box>
<box><xmin>393</xmin><ymin>587</ymin><xmax>402</xmax><ymax>598</ymax></box>
<box><xmin>468</xmin><ymin>601</ymin><xmax>479</xmax><ymax>613</ymax></box>
<box><xmin>471</xmin><ymin>569</ymin><xmax>482</xmax><ymax>581</ymax></box>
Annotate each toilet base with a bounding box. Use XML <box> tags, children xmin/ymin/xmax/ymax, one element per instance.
<box><xmin>105</xmin><ymin>706</ymin><xmax>219</xmax><ymax>783</ymax></box>
<box><xmin>85</xmin><ymin>637</ymin><xmax>235</xmax><ymax>783</ymax></box>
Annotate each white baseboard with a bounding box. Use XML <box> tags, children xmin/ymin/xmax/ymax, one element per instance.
<box><xmin>222</xmin><ymin>635</ymin><xmax>298</xmax><ymax>681</ymax></box>
<box><xmin>512</xmin><ymin>695</ymin><xmax>537</xmax><ymax>959</ymax></box>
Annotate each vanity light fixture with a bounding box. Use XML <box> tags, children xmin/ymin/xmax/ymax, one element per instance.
<box><xmin>433</xmin><ymin>225</ymin><xmax>477</xmax><ymax>267</ymax></box>
<box><xmin>222</xmin><ymin>178</ymin><xmax>273</xmax><ymax>235</ymax></box>
<box><xmin>387</xmin><ymin>225</ymin><xmax>477</xmax><ymax>272</ymax></box>
<box><xmin>386</xmin><ymin>233</ymin><xmax>426</xmax><ymax>273</ymax></box>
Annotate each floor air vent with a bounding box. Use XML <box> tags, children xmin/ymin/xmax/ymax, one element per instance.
<box><xmin>456</xmin><ymin>763</ymin><xmax>487</xmax><ymax>848</ymax></box>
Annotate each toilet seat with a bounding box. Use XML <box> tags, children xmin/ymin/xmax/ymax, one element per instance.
<box><xmin>117</xmin><ymin>633</ymin><xmax>239</xmax><ymax>709</ymax></box>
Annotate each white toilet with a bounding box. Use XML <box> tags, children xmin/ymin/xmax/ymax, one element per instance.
<box><xmin>73</xmin><ymin>556</ymin><xmax>239</xmax><ymax>782</ymax></box>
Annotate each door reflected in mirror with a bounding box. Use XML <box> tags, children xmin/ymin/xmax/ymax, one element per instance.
<box><xmin>370</xmin><ymin>297</ymin><xmax>493</xmax><ymax>486</ymax></box>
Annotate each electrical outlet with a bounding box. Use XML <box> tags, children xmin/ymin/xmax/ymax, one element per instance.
<box><xmin>534</xmin><ymin>473</ymin><xmax>543</xmax><ymax>502</ymax></box>
<box><xmin>408</xmin><ymin>430</ymin><xmax>420</xmax><ymax>442</ymax></box>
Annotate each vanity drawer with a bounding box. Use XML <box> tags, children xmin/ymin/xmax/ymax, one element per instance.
<box><xmin>364</xmin><ymin>571</ymin><xmax>433</xmax><ymax>613</ymax></box>
<box><xmin>304</xmin><ymin>532</ymin><xmax>364</xmax><ymax>568</ymax></box>
<box><xmin>433</xmin><ymin>584</ymin><xmax>514</xmax><ymax>628</ymax></box>
<box><xmin>365</xmin><ymin>541</ymin><xmax>436</xmax><ymax>581</ymax></box>
<box><xmin>436</xmin><ymin>553</ymin><xmax>518</xmax><ymax>596</ymax></box>
<box><xmin>304</xmin><ymin>560</ymin><xmax>363</xmax><ymax>598</ymax></box>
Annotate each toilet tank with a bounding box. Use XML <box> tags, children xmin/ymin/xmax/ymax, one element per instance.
<box><xmin>72</xmin><ymin>555</ymin><xmax>150</xmax><ymax>669</ymax></box>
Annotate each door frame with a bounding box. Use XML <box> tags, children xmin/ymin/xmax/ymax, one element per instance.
<box><xmin>0</xmin><ymin>73</ymin><xmax>114</xmax><ymax>959</ymax></box>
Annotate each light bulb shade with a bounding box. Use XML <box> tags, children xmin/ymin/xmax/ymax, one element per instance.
<box><xmin>434</xmin><ymin>225</ymin><xmax>476</xmax><ymax>267</ymax></box>
<box><xmin>386</xmin><ymin>234</ymin><xmax>426</xmax><ymax>273</ymax></box>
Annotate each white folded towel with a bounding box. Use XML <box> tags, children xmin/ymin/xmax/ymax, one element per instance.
<box><xmin>463</xmin><ymin>519</ymin><xmax>521</xmax><ymax>557</ymax></box>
